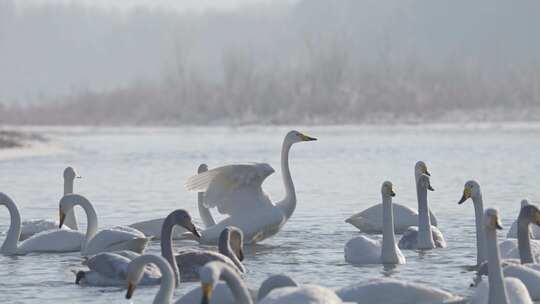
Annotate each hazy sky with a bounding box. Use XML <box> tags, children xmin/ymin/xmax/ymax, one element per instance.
<box><xmin>23</xmin><ymin>0</ymin><xmax>297</xmax><ymax>11</ymax></box>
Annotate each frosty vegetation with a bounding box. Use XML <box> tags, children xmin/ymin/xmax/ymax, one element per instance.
<box><xmin>1</xmin><ymin>0</ymin><xmax>540</xmax><ymax>125</ymax></box>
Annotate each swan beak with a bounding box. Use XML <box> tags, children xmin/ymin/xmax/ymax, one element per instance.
<box><xmin>492</xmin><ymin>217</ymin><xmax>503</xmax><ymax>230</ymax></box>
<box><xmin>535</xmin><ymin>212</ymin><xmax>540</xmax><ymax>226</ymax></box>
<box><xmin>59</xmin><ymin>210</ymin><xmax>66</xmax><ymax>228</ymax></box>
<box><xmin>125</xmin><ymin>282</ymin><xmax>135</xmax><ymax>299</ymax></box>
<box><xmin>201</xmin><ymin>282</ymin><xmax>213</xmax><ymax>304</ymax></box>
<box><xmin>300</xmin><ymin>133</ymin><xmax>317</xmax><ymax>141</ymax></box>
<box><xmin>424</xmin><ymin>169</ymin><xmax>431</xmax><ymax>176</ymax></box>
<box><xmin>238</xmin><ymin>248</ymin><xmax>245</xmax><ymax>261</ymax></box>
<box><xmin>458</xmin><ymin>188</ymin><xmax>471</xmax><ymax>204</ymax></box>
<box><xmin>75</xmin><ymin>271</ymin><xmax>85</xmax><ymax>285</ymax></box>
<box><xmin>427</xmin><ymin>184</ymin><xmax>435</xmax><ymax>191</ymax></box>
<box><xmin>189</xmin><ymin>224</ymin><xmax>201</xmax><ymax>239</ymax></box>
<box><xmin>389</xmin><ymin>189</ymin><xmax>396</xmax><ymax>197</ymax></box>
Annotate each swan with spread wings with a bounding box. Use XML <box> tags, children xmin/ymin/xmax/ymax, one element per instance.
<box><xmin>185</xmin><ymin>130</ymin><xmax>316</xmax><ymax>244</ymax></box>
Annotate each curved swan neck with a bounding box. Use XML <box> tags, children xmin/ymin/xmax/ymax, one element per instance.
<box><xmin>277</xmin><ymin>139</ymin><xmax>296</xmax><ymax>219</ymax></box>
<box><xmin>218</xmin><ymin>232</ymin><xmax>244</xmax><ymax>272</ymax></box>
<box><xmin>135</xmin><ymin>255</ymin><xmax>175</xmax><ymax>304</ymax></box>
<box><xmin>220</xmin><ymin>265</ymin><xmax>253</xmax><ymax>304</ymax></box>
<box><xmin>485</xmin><ymin>223</ymin><xmax>510</xmax><ymax>304</ymax></box>
<box><xmin>381</xmin><ymin>193</ymin><xmax>399</xmax><ymax>263</ymax></box>
<box><xmin>72</xmin><ymin>196</ymin><xmax>98</xmax><ymax>254</ymax></box>
<box><xmin>63</xmin><ymin>177</ymin><xmax>78</xmax><ymax>230</ymax></box>
<box><xmin>160</xmin><ymin>215</ymin><xmax>181</xmax><ymax>286</ymax></box>
<box><xmin>517</xmin><ymin>216</ymin><xmax>535</xmax><ymax>263</ymax></box>
<box><xmin>472</xmin><ymin>195</ymin><xmax>486</xmax><ymax>265</ymax></box>
<box><xmin>416</xmin><ymin>182</ymin><xmax>434</xmax><ymax>249</ymax></box>
<box><xmin>0</xmin><ymin>194</ymin><xmax>21</xmax><ymax>254</ymax></box>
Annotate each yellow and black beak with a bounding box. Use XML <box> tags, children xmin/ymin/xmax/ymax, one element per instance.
<box><xmin>389</xmin><ymin>188</ymin><xmax>396</xmax><ymax>197</ymax></box>
<box><xmin>201</xmin><ymin>282</ymin><xmax>213</xmax><ymax>304</ymax></box>
<box><xmin>457</xmin><ymin>188</ymin><xmax>471</xmax><ymax>205</ymax></box>
<box><xmin>190</xmin><ymin>224</ymin><xmax>201</xmax><ymax>239</ymax></box>
<box><xmin>427</xmin><ymin>184</ymin><xmax>435</xmax><ymax>191</ymax></box>
<box><xmin>125</xmin><ymin>282</ymin><xmax>136</xmax><ymax>299</ymax></box>
<box><xmin>535</xmin><ymin>211</ymin><xmax>540</xmax><ymax>226</ymax></box>
<box><xmin>237</xmin><ymin>248</ymin><xmax>245</xmax><ymax>261</ymax></box>
<box><xmin>59</xmin><ymin>210</ymin><xmax>66</xmax><ymax>228</ymax></box>
<box><xmin>300</xmin><ymin>133</ymin><xmax>317</xmax><ymax>141</ymax></box>
<box><xmin>492</xmin><ymin>217</ymin><xmax>503</xmax><ymax>230</ymax></box>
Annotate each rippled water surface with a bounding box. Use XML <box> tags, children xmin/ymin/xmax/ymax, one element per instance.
<box><xmin>1</xmin><ymin>125</ymin><xmax>539</xmax><ymax>303</ymax></box>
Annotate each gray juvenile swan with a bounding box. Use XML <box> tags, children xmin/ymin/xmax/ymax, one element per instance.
<box><xmin>74</xmin><ymin>209</ymin><xmax>200</xmax><ymax>286</ymax></box>
<box><xmin>346</xmin><ymin>161</ymin><xmax>437</xmax><ymax>234</ymax></box>
<box><xmin>398</xmin><ymin>174</ymin><xmax>446</xmax><ymax>250</ymax></box>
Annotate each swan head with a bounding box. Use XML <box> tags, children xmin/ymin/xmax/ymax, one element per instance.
<box><xmin>484</xmin><ymin>208</ymin><xmax>503</xmax><ymax>230</ymax></box>
<box><xmin>415</xmin><ymin>161</ymin><xmax>430</xmax><ymax>176</ymax></box>
<box><xmin>518</xmin><ymin>204</ymin><xmax>540</xmax><ymax>227</ymax></box>
<box><xmin>75</xmin><ymin>271</ymin><xmax>85</xmax><ymax>284</ymax></box>
<box><xmin>170</xmin><ymin>209</ymin><xmax>200</xmax><ymax>238</ymax></box>
<box><xmin>198</xmin><ymin>163</ymin><xmax>208</xmax><ymax>173</ymax></box>
<box><xmin>199</xmin><ymin>262</ymin><xmax>224</xmax><ymax>304</ymax></box>
<box><xmin>58</xmin><ymin>194</ymin><xmax>85</xmax><ymax>228</ymax></box>
<box><xmin>457</xmin><ymin>180</ymin><xmax>481</xmax><ymax>204</ymax></box>
<box><xmin>220</xmin><ymin>226</ymin><xmax>244</xmax><ymax>261</ymax></box>
<box><xmin>285</xmin><ymin>130</ymin><xmax>317</xmax><ymax>145</ymax></box>
<box><xmin>257</xmin><ymin>274</ymin><xmax>298</xmax><ymax>300</ymax></box>
<box><xmin>63</xmin><ymin>166</ymin><xmax>81</xmax><ymax>180</ymax></box>
<box><xmin>381</xmin><ymin>181</ymin><xmax>396</xmax><ymax>197</ymax></box>
<box><xmin>417</xmin><ymin>174</ymin><xmax>434</xmax><ymax>191</ymax></box>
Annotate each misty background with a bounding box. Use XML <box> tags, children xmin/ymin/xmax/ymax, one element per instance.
<box><xmin>1</xmin><ymin>0</ymin><xmax>540</xmax><ymax>125</ymax></box>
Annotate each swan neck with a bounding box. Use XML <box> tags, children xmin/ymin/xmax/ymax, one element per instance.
<box><xmin>517</xmin><ymin>216</ymin><xmax>535</xmax><ymax>263</ymax></box>
<box><xmin>62</xmin><ymin>178</ymin><xmax>78</xmax><ymax>230</ymax></box>
<box><xmin>198</xmin><ymin>192</ymin><xmax>216</xmax><ymax>228</ymax></box>
<box><xmin>472</xmin><ymin>195</ymin><xmax>486</xmax><ymax>265</ymax></box>
<box><xmin>277</xmin><ymin>140</ymin><xmax>296</xmax><ymax>219</ymax></box>
<box><xmin>218</xmin><ymin>234</ymin><xmax>243</xmax><ymax>272</ymax></box>
<box><xmin>416</xmin><ymin>182</ymin><xmax>434</xmax><ymax>249</ymax></box>
<box><xmin>76</xmin><ymin>198</ymin><xmax>98</xmax><ymax>255</ymax></box>
<box><xmin>220</xmin><ymin>265</ymin><xmax>253</xmax><ymax>304</ymax></box>
<box><xmin>485</xmin><ymin>225</ymin><xmax>510</xmax><ymax>304</ymax></box>
<box><xmin>0</xmin><ymin>195</ymin><xmax>21</xmax><ymax>254</ymax></box>
<box><xmin>160</xmin><ymin>216</ymin><xmax>180</xmax><ymax>285</ymax></box>
<box><xmin>381</xmin><ymin>193</ymin><xmax>399</xmax><ymax>263</ymax></box>
<box><xmin>139</xmin><ymin>256</ymin><xmax>174</xmax><ymax>304</ymax></box>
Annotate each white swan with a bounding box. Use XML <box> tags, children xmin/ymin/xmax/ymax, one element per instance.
<box><xmin>507</xmin><ymin>200</ymin><xmax>540</xmax><ymax>239</ymax></box>
<box><xmin>335</xmin><ymin>278</ymin><xmax>463</xmax><ymax>304</ymax></box>
<box><xmin>184</xmin><ymin>130</ymin><xmax>317</xmax><ymax>244</ymax></box>
<box><xmin>344</xmin><ymin>181</ymin><xmax>405</xmax><ymax>265</ymax></box>
<box><xmin>129</xmin><ymin>164</ymin><xmax>213</xmax><ymax>239</ymax></box>
<box><xmin>470</xmin><ymin>208</ymin><xmax>533</xmax><ymax>304</ymax></box>
<box><xmin>457</xmin><ymin>180</ymin><xmax>488</xmax><ymax>266</ymax></box>
<box><xmin>0</xmin><ymin>192</ymin><xmax>84</xmax><ymax>255</ymax></box>
<box><xmin>176</xmin><ymin>226</ymin><xmax>245</xmax><ymax>281</ymax></box>
<box><xmin>398</xmin><ymin>174</ymin><xmax>446</xmax><ymax>250</ymax></box>
<box><xmin>74</xmin><ymin>209</ymin><xmax>201</xmax><ymax>286</ymax></box>
<box><xmin>59</xmin><ymin>194</ymin><xmax>150</xmax><ymax>256</ymax></box>
<box><xmin>498</xmin><ymin>204</ymin><xmax>540</xmax><ymax>262</ymax></box>
<box><xmin>124</xmin><ymin>254</ymin><xmax>177</xmax><ymax>304</ymax></box>
<box><xmin>345</xmin><ymin>161</ymin><xmax>437</xmax><ymax>234</ymax></box>
<box><xmin>19</xmin><ymin>166</ymin><xmax>80</xmax><ymax>240</ymax></box>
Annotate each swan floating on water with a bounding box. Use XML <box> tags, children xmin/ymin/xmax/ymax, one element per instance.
<box><xmin>74</xmin><ymin>209</ymin><xmax>201</xmax><ymax>286</ymax></box>
<box><xmin>129</xmin><ymin>164</ymin><xmax>212</xmax><ymax>239</ymax></box>
<box><xmin>345</xmin><ymin>161</ymin><xmax>437</xmax><ymax>234</ymax></box>
<box><xmin>507</xmin><ymin>200</ymin><xmax>540</xmax><ymax>239</ymax></box>
<box><xmin>470</xmin><ymin>208</ymin><xmax>533</xmax><ymax>304</ymax></box>
<box><xmin>398</xmin><ymin>174</ymin><xmax>446</xmax><ymax>250</ymax></box>
<box><xmin>59</xmin><ymin>194</ymin><xmax>149</xmax><ymax>256</ymax></box>
<box><xmin>124</xmin><ymin>254</ymin><xmax>177</xmax><ymax>303</ymax></box>
<box><xmin>344</xmin><ymin>181</ymin><xmax>405</xmax><ymax>265</ymax></box>
<box><xmin>0</xmin><ymin>192</ymin><xmax>84</xmax><ymax>255</ymax></box>
<box><xmin>184</xmin><ymin>130</ymin><xmax>317</xmax><ymax>244</ymax></box>
<box><xmin>19</xmin><ymin>166</ymin><xmax>80</xmax><ymax>240</ymax></box>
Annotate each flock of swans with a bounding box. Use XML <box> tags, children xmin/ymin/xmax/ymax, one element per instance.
<box><xmin>1</xmin><ymin>130</ymin><xmax>539</xmax><ymax>303</ymax></box>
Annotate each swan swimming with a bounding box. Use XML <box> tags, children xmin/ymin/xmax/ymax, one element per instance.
<box><xmin>0</xmin><ymin>192</ymin><xmax>84</xmax><ymax>255</ymax></box>
<box><xmin>129</xmin><ymin>164</ymin><xmax>213</xmax><ymax>239</ymax></box>
<box><xmin>507</xmin><ymin>200</ymin><xmax>540</xmax><ymax>239</ymax></box>
<box><xmin>470</xmin><ymin>208</ymin><xmax>533</xmax><ymax>304</ymax></box>
<box><xmin>19</xmin><ymin>166</ymin><xmax>80</xmax><ymax>240</ymax></box>
<box><xmin>59</xmin><ymin>194</ymin><xmax>150</xmax><ymax>256</ymax></box>
<box><xmin>345</xmin><ymin>161</ymin><xmax>437</xmax><ymax>234</ymax></box>
<box><xmin>344</xmin><ymin>181</ymin><xmax>405</xmax><ymax>265</ymax></box>
<box><xmin>184</xmin><ymin>130</ymin><xmax>317</xmax><ymax>244</ymax></box>
<box><xmin>124</xmin><ymin>254</ymin><xmax>177</xmax><ymax>303</ymax></box>
<box><xmin>74</xmin><ymin>209</ymin><xmax>201</xmax><ymax>286</ymax></box>
<box><xmin>398</xmin><ymin>174</ymin><xmax>446</xmax><ymax>250</ymax></box>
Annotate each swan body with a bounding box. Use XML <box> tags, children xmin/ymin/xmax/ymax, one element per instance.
<box><xmin>335</xmin><ymin>278</ymin><xmax>463</xmax><ymax>304</ymax></box>
<box><xmin>471</xmin><ymin>208</ymin><xmax>533</xmax><ymax>304</ymax></box>
<box><xmin>59</xmin><ymin>194</ymin><xmax>149</xmax><ymax>256</ymax></box>
<box><xmin>19</xmin><ymin>166</ymin><xmax>80</xmax><ymax>240</ymax></box>
<box><xmin>499</xmin><ymin>239</ymin><xmax>540</xmax><ymax>260</ymax></box>
<box><xmin>184</xmin><ymin>130</ymin><xmax>316</xmax><ymax>244</ymax></box>
<box><xmin>260</xmin><ymin>285</ymin><xmax>344</xmax><ymax>304</ymax></box>
<box><xmin>398</xmin><ymin>174</ymin><xmax>446</xmax><ymax>250</ymax></box>
<box><xmin>345</xmin><ymin>181</ymin><xmax>405</xmax><ymax>265</ymax></box>
<box><xmin>175</xmin><ymin>226</ymin><xmax>245</xmax><ymax>281</ymax></box>
<box><xmin>0</xmin><ymin>192</ymin><xmax>84</xmax><ymax>255</ymax></box>
<box><xmin>507</xmin><ymin>200</ymin><xmax>540</xmax><ymax>239</ymax></box>
<box><xmin>345</xmin><ymin>161</ymin><xmax>437</xmax><ymax>234</ymax></box>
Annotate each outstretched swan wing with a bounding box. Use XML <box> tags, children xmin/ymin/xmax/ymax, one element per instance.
<box><xmin>185</xmin><ymin>163</ymin><xmax>275</xmax><ymax>215</ymax></box>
